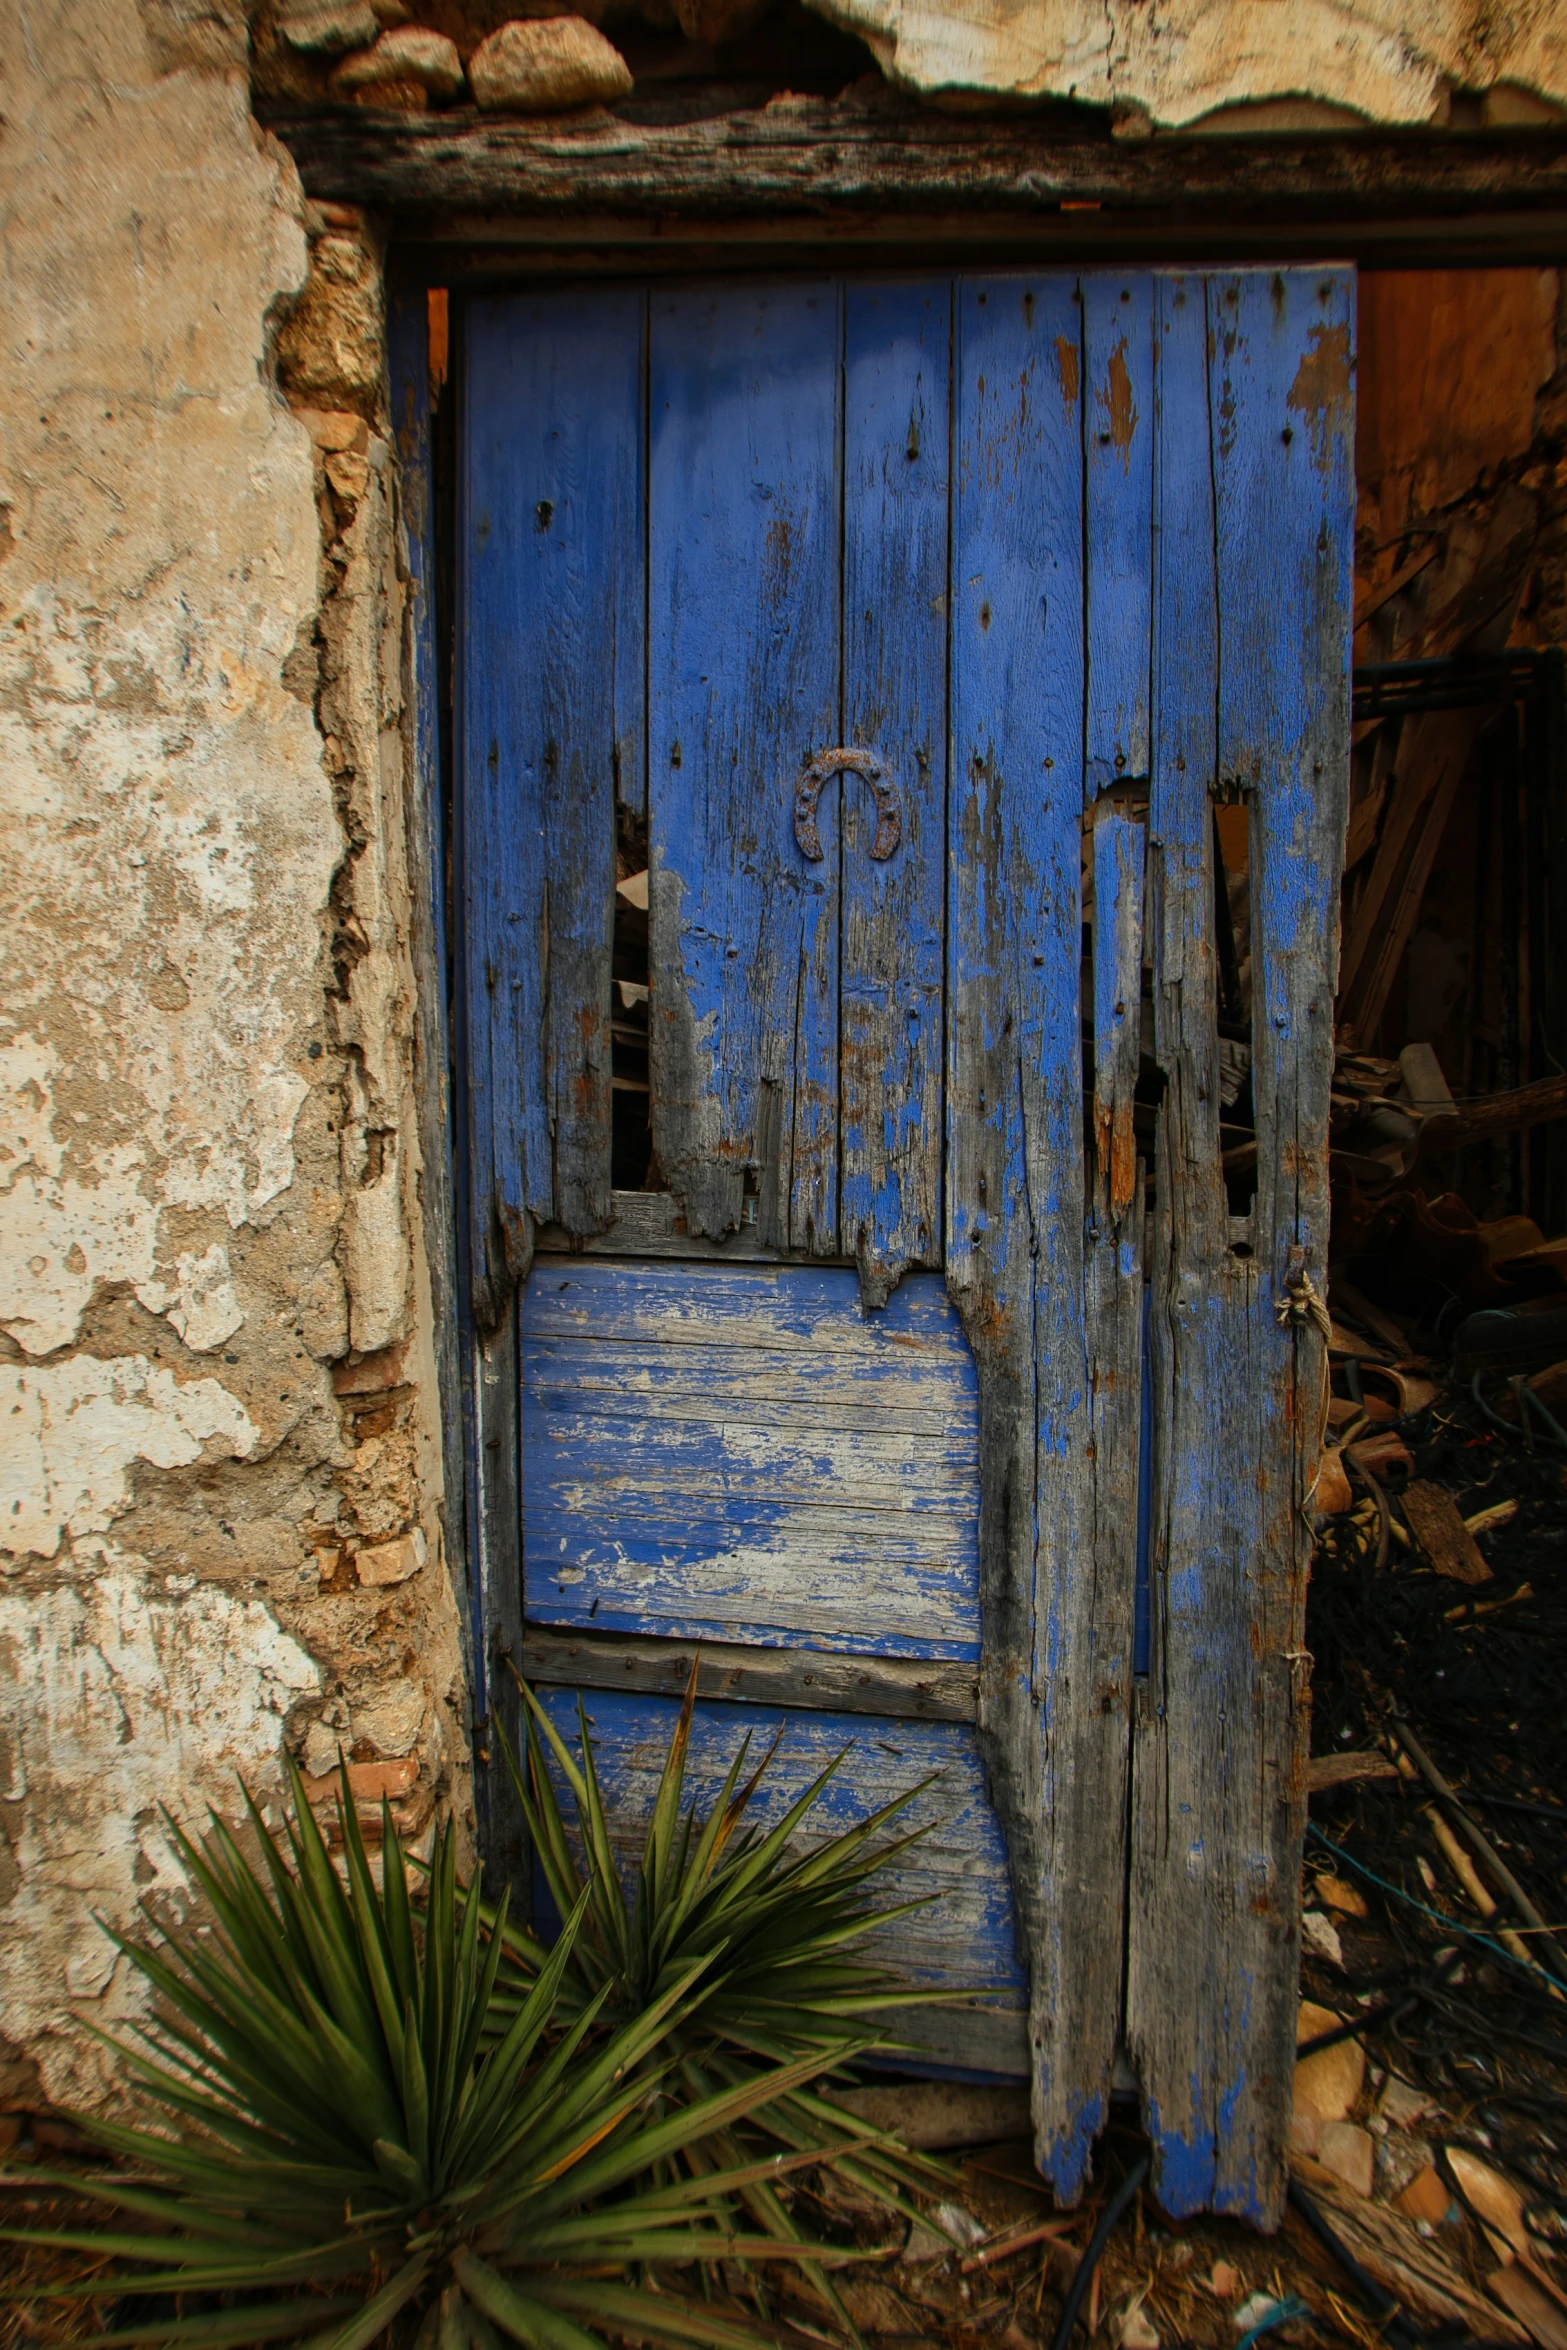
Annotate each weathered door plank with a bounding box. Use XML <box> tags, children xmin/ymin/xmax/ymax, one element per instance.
<box><xmin>648</xmin><ymin>284</ymin><xmax>842</xmax><ymax>1252</ymax></box>
<box><xmin>1128</xmin><ymin>269</ymin><xmax>1352</xmax><ymax>2225</ymax></box>
<box><xmin>949</xmin><ymin>274</ymin><xmax>1115</xmax><ymax>2200</ymax></box>
<box><xmin>841</xmin><ymin>280</ymin><xmax>951</xmax><ymax>1304</ymax></box>
<box><xmin>521</xmin><ymin>1262</ymin><xmax>981</xmax><ymax>1659</ymax></box>
<box><xmin>1072</xmin><ymin>266</ymin><xmax>1154</xmax><ymax>2204</ymax></box>
<box><xmin>1084</xmin><ymin>275</ymin><xmax>1153</xmax><ymax>794</ymax></box>
<box><xmin>460</xmin><ymin>291</ymin><xmax>642</xmax><ymax>1315</ymax></box>
<box><xmin>533</xmin><ymin>1686</ymin><xmax>1029</xmax><ymax>2060</ymax></box>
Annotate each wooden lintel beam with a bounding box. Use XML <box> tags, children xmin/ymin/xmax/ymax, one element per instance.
<box><xmin>266</xmin><ymin>101</ymin><xmax>1567</xmax><ymax>256</ymax></box>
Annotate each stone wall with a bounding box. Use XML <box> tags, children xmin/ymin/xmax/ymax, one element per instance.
<box><xmin>0</xmin><ymin>0</ymin><xmax>466</xmax><ymax>2110</ymax></box>
<box><xmin>800</xmin><ymin>0</ymin><xmax>1567</xmax><ymax>127</ymax></box>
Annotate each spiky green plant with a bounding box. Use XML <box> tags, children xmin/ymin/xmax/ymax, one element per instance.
<box><xmin>3</xmin><ymin>1762</ymin><xmax>874</xmax><ymax>2350</ymax></box>
<box><xmin>488</xmin><ymin>1668</ymin><xmax>958</xmax><ymax>2273</ymax></box>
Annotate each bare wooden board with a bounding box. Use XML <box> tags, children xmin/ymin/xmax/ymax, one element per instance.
<box><xmin>1401</xmin><ymin>1479</ymin><xmax>1492</xmax><ymax>1585</ymax></box>
<box><xmin>477</xmin><ymin>1306</ymin><xmax>528</xmax><ymax>1906</ymax></box>
<box><xmin>535</xmin><ymin>1190</ymin><xmax>793</xmax><ymax>1262</ymax></box>
<box><xmin>1307</xmin><ymin>1751</ymin><xmax>1401</xmax><ymax>1793</ymax></box>
<box><xmin>522</xmin><ymin>1624</ymin><xmax>979</xmax><ymax>1719</ymax></box>
<box><xmin>521</xmin><ymin>1261</ymin><xmax>982</xmax><ymax>1658</ymax></box>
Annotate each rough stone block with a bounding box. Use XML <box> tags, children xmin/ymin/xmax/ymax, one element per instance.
<box><xmin>280</xmin><ymin>0</ymin><xmax>379</xmax><ymax>53</ymax></box>
<box><xmin>1317</xmin><ymin>2121</ymin><xmax>1375</xmax><ymax>2198</ymax></box>
<box><xmin>355</xmin><ymin>1527</ymin><xmax>426</xmax><ymax>1586</ymax></box>
<box><xmin>469</xmin><ymin>18</ymin><xmax>634</xmax><ymax>111</ymax></box>
<box><xmin>330</xmin><ymin>27</ymin><xmax>464</xmax><ymax>100</ymax></box>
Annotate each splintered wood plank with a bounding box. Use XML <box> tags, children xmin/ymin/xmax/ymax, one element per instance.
<box><xmin>1090</xmin><ymin>802</ymin><xmax>1147</xmax><ymax>1220</ymax></box>
<box><xmin>1400</xmin><ymin>1480</ymin><xmax>1491</xmax><ymax>1585</ymax></box>
<box><xmin>521</xmin><ymin>1263</ymin><xmax>981</xmax><ymax>1659</ymax></box>
<box><xmin>1084</xmin><ymin>274</ymin><xmax>1153</xmax><ymax>792</ymax></box>
<box><xmin>477</xmin><ymin>1304</ymin><xmax>529</xmax><ymax>1905</ymax></box>
<box><xmin>522</xmin><ymin>1624</ymin><xmax>980</xmax><ymax>1719</ymax></box>
<box><xmin>1075</xmin><ymin>273</ymin><xmax>1151</xmax><ymax>2186</ymax></box>
<box><xmin>840</xmin><ymin>280</ymin><xmax>951</xmax><ymax>1304</ymax></box>
<box><xmin>648</xmin><ymin>283</ymin><xmax>841</xmax><ymax>1251</ymax></box>
<box><xmin>949</xmin><ymin>273</ymin><xmax>1117</xmax><ymax>2200</ymax></box>
<box><xmin>460</xmin><ymin>290</ymin><xmax>642</xmax><ymax>1314</ymax></box>
<box><xmin>1129</xmin><ymin>269</ymin><xmax>1352</xmax><ymax>2226</ymax></box>
<box><xmin>531</xmin><ymin>1687</ymin><xmax>1028</xmax><ymax>2036</ymax></box>
<box><xmin>387</xmin><ymin>286</ymin><xmax>468</xmax><ymax>1660</ymax></box>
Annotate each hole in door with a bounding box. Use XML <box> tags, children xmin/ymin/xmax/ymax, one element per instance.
<box><xmin>1213</xmin><ymin>788</ymin><xmax>1258</xmax><ymax>1218</ymax></box>
<box><xmin>611</xmin><ymin>800</ymin><xmax>660</xmax><ymax>1191</ymax></box>
<box><xmin>1079</xmin><ymin>785</ymin><xmax>1161</xmax><ymax>1214</ymax></box>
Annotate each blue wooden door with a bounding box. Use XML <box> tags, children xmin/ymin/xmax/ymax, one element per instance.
<box><xmin>460</xmin><ymin>271</ymin><xmax>1353</xmax><ymax>2221</ymax></box>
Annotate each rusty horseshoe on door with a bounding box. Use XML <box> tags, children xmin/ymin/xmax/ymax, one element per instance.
<box><xmin>794</xmin><ymin>748</ymin><xmax>902</xmax><ymax>864</ymax></box>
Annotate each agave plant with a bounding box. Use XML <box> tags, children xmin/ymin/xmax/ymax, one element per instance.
<box><xmin>489</xmin><ymin>1669</ymin><xmax>958</xmax><ymax>2252</ymax></box>
<box><xmin>4</xmin><ymin>1761</ymin><xmax>872</xmax><ymax>2350</ymax></box>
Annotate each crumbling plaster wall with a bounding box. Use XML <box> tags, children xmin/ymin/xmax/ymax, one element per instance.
<box><xmin>0</xmin><ymin>0</ymin><xmax>466</xmax><ymax>2109</ymax></box>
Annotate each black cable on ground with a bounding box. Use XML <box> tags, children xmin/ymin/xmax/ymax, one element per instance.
<box><xmin>1049</xmin><ymin>2149</ymin><xmax>1151</xmax><ymax>2350</ymax></box>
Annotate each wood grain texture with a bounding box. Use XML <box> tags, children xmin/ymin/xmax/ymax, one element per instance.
<box><xmin>521</xmin><ymin>1261</ymin><xmax>981</xmax><ymax>1657</ymax></box>
<box><xmin>388</xmin><ymin>283</ymin><xmax>472</xmax><ymax>1684</ymax></box>
<box><xmin>477</xmin><ymin>1304</ymin><xmax>529</xmax><ymax>1906</ymax></box>
<box><xmin>1084</xmin><ymin>275</ymin><xmax>1152</xmax><ymax>793</ymax></box>
<box><xmin>531</xmin><ymin>1686</ymin><xmax>1028</xmax><ymax>2033</ymax></box>
<box><xmin>448</xmin><ymin>267</ymin><xmax>1355</xmax><ymax>2203</ymax></box>
<box><xmin>272</xmin><ymin>103</ymin><xmax>1567</xmax><ymax>261</ymax></box>
<box><xmin>840</xmin><ymin>281</ymin><xmax>950</xmax><ymax>1306</ymax></box>
<box><xmin>521</xmin><ymin>1623</ymin><xmax>979</xmax><ymax>1717</ymax></box>
<box><xmin>1128</xmin><ymin>268</ymin><xmax>1352</xmax><ymax>2226</ymax></box>
<box><xmin>460</xmin><ymin>291</ymin><xmax>642</xmax><ymax>1316</ymax></box>
<box><xmin>947</xmin><ymin>274</ymin><xmax>1118</xmax><ymax>2202</ymax></box>
<box><xmin>1073</xmin><ymin>269</ymin><xmax>1150</xmax><ymax>2206</ymax></box>
<box><xmin>648</xmin><ymin>283</ymin><xmax>841</xmax><ymax>1251</ymax></box>
<box><xmin>536</xmin><ymin>1188</ymin><xmax>827</xmax><ymax>1260</ymax></box>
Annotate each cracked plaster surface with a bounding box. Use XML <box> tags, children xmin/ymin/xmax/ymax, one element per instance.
<box><xmin>0</xmin><ymin>1</ymin><xmax>467</xmax><ymax>2108</ymax></box>
<box><xmin>0</xmin><ymin>1555</ymin><xmax>320</xmax><ymax>2108</ymax></box>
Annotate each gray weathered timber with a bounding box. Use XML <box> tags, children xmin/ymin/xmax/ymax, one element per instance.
<box><xmin>476</xmin><ymin>1305</ymin><xmax>529</xmax><ymax>1907</ymax></box>
<box><xmin>535</xmin><ymin>1188</ymin><xmax>824</xmax><ymax>1261</ymax></box>
<box><xmin>520</xmin><ymin>1261</ymin><xmax>981</xmax><ymax>1657</ymax></box>
<box><xmin>946</xmin><ymin>275</ymin><xmax>1113</xmax><ymax>2204</ymax></box>
<box><xmin>271</xmin><ymin>102</ymin><xmax>1567</xmax><ymax>263</ymax></box>
<box><xmin>387</xmin><ymin>283</ymin><xmax>472</xmax><ymax>1686</ymax></box>
<box><xmin>520</xmin><ymin>1624</ymin><xmax>979</xmax><ymax>1719</ymax></box>
<box><xmin>1127</xmin><ymin>270</ymin><xmax>1351</xmax><ymax>2224</ymax></box>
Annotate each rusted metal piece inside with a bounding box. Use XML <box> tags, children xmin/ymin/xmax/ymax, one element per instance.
<box><xmin>794</xmin><ymin>746</ymin><xmax>901</xmax><ymax>862</ymax></box>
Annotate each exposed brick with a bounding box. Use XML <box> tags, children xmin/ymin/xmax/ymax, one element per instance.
<box><xmin>302</xmin><ymin>1755</ymin><xmax>418</xmax><ymax>1803</ymax></box>
<box><xmin>332</xmin><ymin>1340</ymin><xmax>408</xmax><ymax>1396</ymax></box>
